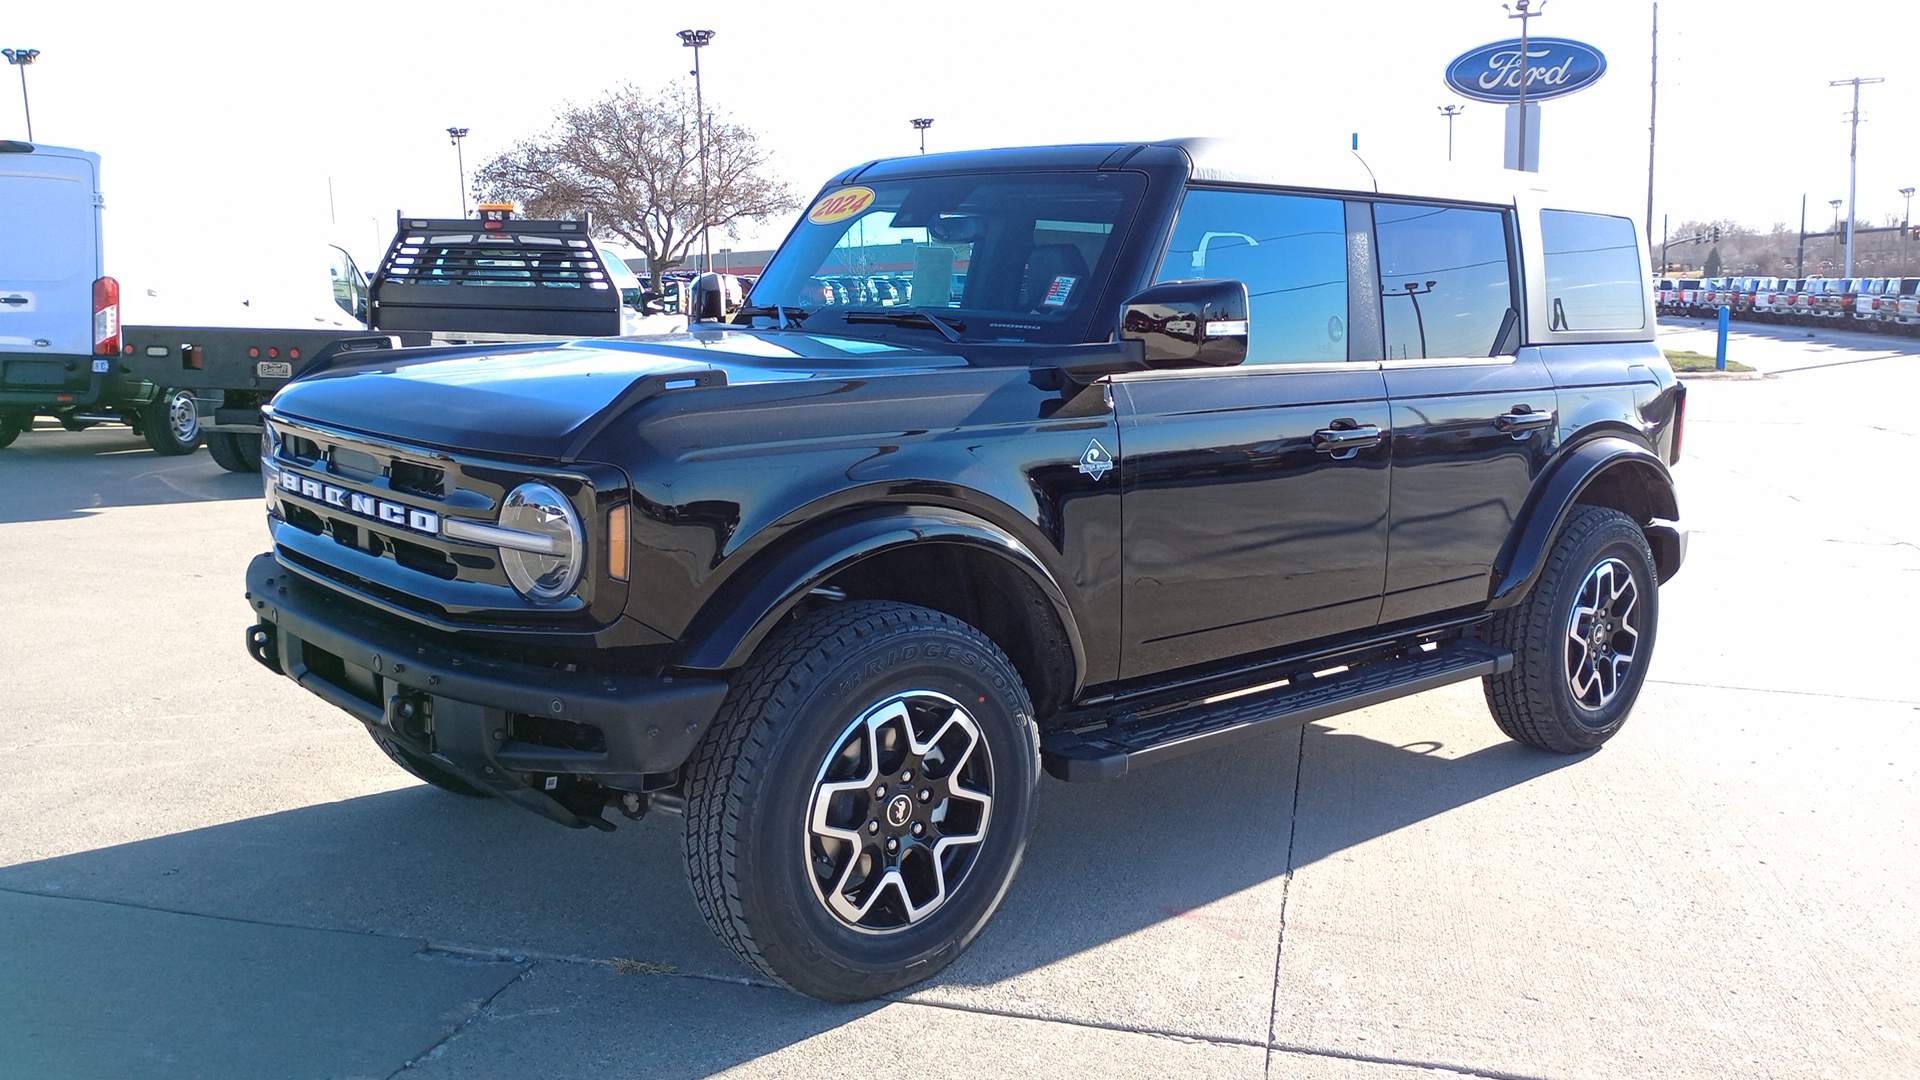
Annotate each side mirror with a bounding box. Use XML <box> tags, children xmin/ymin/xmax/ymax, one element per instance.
<box><xmin>1120</xmin><ymin>279</ymin><xmax>1249</xmax><ymax>368</ymax></box>
<box><xmin>690</xmin><ymin>273</ymin><xmax>744</xmax><ymax>322</ymax></box>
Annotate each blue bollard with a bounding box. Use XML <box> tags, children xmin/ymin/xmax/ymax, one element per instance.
<box><xmin>1716</xmin><ymin>305</ymin><xmax>1730</xmax><ymax>370</ymax></box>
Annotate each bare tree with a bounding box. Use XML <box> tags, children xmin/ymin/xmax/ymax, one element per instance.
<box><xmin>474</xmin><ymin>82</ymin><xmax>799</xmax><ymax>290</ymax></box>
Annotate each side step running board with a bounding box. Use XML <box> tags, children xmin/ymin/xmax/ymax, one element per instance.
<box><xmin>1041</xmin><ymin>638</ymin><xmax>1512</xmax><ymax>782</ymax></box>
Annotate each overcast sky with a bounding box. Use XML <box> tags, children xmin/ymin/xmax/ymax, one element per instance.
<box><xmin>9</xmin><ymin>0</ymin><xmax>1917</xmax><ymax>285</ymax></box>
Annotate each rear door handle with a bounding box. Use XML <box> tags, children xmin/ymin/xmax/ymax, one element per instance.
<box><xmin>1312</xmin><ymin>420</ymin><xmax>1383</xmax><ymax>459</ymax></box>
<box><xmin>1</xmin><ymin>295</ymin><xmax>29</xmax><ymax>306</ymax></box>
<box><xmin>1495</xmin><ymin>409</ymin><xmax>1555</xmax><ymax>439</ymax></box>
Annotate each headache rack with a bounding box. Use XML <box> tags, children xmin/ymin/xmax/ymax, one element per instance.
<box><xmin>369</xmin><ymin>210</ymin><xmax>623</xmax><ymax>338</ymax></box>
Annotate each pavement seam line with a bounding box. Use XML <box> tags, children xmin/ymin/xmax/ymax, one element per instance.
<box><xmin>1267</xmin><ymin>1041</ymin><xmax>1563</xmax><ymax>1080</ymax></box>
<box><xmin>1264</xmin><ymin>723</ymin><xmax>1308</xmax><ymax>1078</ymax></box>
<box><xmin>1646</xmin><ymin>678</ymin><xmax>1920</xmax><ymax>705</ymax></box>
<box><xmin>385</xmin><ymin>964</ymin><xmax>534</xmax><ymax>1078</ymax></box>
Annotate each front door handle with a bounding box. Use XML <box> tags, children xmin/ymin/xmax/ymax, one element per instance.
<box><xmin>1495</xmin><ymin>408</ymin><xmax>1555</xmax><ymax>439</ymax></box>
<box><xmin>1312</xmin><ymin>420</ymin><xmax>1383</xmax><ymax>459</ymax></box>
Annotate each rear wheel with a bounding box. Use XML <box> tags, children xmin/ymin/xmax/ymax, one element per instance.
<box><xmin>143</xmin><ymin>388</ymin><xmax>203</xmax><ymax>456</ymax></box>
<box><xmin>0</xmin><ymin>413</ymin><xmax>22</xmax><ymax>449</ymax></box>
<box><xmin>684</xmin><ymin>600</ymin><xmax>1040</xmax><ymax>1002</ymax></box>
<box><xmin>1483</xmin><ymin>506</ymin><xmax>1659</xmax><ymax>753</ymax></box>
<box><xmin>206</xmin><ymin>430</ymin><xmax>263</xmax><ymax>473</ymax></box>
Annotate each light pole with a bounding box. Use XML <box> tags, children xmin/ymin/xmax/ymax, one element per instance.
<box><xmin>911</xmin><ymin>118</ymin><xmax>934</xmax><ymax>154</ymax></box>
<box><xmin>447</xmin><ymin>127</ymin><xmax>469</xmax><ymax>217</ymax></box>
<box><xmin>1902</xmin><ymin>186</ymin><xmax>1915</xmax><ymax>277</ymax></box>
<box><xmin>2</xmin><ymin>48</ymin><xmax>39</xmax><ymax>142</ymax></box>
<box><xmin>1829</xmin><ymin>199</ymin><xmax>1843</xmax><ymax>274</ymax></box>
<box><xmin>1503</xmin><ymin>0</ymin><xmax>1546</xmax><ymax>172</ymax></box>
<box><xmin>679</xmin><ymin>29</ymin><xmax>716</xmax><ymax>273</ymax></box>
<box><xmin>1437</xmin><ymin>105</ymin><xmax>1464</xmax><ymax>161</ymax></box>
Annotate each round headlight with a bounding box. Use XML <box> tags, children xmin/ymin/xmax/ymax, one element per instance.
<box><xmin>499</xmin><ymin>481</ymin><xmax>584</xmax><ymax>603</ymax></box>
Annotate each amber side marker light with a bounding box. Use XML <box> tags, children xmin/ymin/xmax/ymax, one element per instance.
<box><xmin>607</xmin><ymin>505</ymin><xmax>629</xmax><ymax>581</ymax></box>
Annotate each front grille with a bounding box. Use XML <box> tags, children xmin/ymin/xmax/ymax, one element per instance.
<box><xmin>262</xmin><ymin>412</ymin><xmax>601</xmax><ymax>621</ymax></box>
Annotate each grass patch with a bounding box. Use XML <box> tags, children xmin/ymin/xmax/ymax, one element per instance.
<box><xmin>1665</xmin><ymin>349</ymin><xmax>1754</xmax><ymax>373</ymax></box>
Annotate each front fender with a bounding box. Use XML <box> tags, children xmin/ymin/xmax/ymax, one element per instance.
<box><xmin>671</xmin><ymin>505</ymin><xmax>1088</xmax><ymax>684</ymax></box>
<box><xmin>1489</xmin><ymin>436</ymin><xmax>1680</xmax><ymax>608</ymax></box>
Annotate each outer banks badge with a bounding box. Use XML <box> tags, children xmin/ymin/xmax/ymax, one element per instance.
<box><xmin>1077</xmin><ymin>439</ymin><xmax>1113</xmax><ymax>481</ymax></box>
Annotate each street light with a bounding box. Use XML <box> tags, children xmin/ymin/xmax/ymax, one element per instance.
<box><xmin>1829</xmin><ymin>199</ymin><xmax>1843</xmax><ymax>274</ymax></box>
<box><xmin>447</xmin><ymin>127</ymin><xmax>470</xmax><ymax>217</ymax></box>
<box><xmin>1503</xmin><ymin>0</ymin><xmax>1546</xmax><ymax>172</ymax></box>
<box><xmin>1437</xmin><ymin>104</ymin><xmax>1464</xmax><ymax>162</ymax></box>
<box><xmin>2</xmin><ymin>48</ymin><xmax>39</xmax><ymax>142</ymax></box>
<box><xmin>679</xmin><ymin>29</ymin><xmax>717</xmax><ymax>274</ymax></box>
<box><xmin>911</xmin><ymin>118</ymin><xmax>934</xmax><ymax>154</ymax></box>
<box><xmin>1901</xmin><ymin>186</ymin><xmax>1915</xmax><ymax>277</ymax></box>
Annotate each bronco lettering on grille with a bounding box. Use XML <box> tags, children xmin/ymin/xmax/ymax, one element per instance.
<box><xmin>278</xmin><ymin>470</ymin><xmax>440</xmax><ymax>536</ymax></box>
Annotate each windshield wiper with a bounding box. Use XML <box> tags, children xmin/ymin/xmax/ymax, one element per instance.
<box><xmin>841</xmin><ymin>309</ymin><xmax>966</xmax><ymax>343</ymax></box>
<box><xmin>736</xmin><ymin>304</ymin><xmax>812</xmax><ymax>328</ymax></box>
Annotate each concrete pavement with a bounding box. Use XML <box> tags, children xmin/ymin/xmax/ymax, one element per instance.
<box><xmin>1</xmin><ymin>323</ymin><xmax>1915</xmax><ymax>1078</ymax></box>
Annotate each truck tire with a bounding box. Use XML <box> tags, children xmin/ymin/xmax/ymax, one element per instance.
<box><xmin>143</xmin><ymin>388</ymin><xmax>204</xmax><ymax>456</ymax></box>
<box><xmin>0</xmin><ymin>413</ymin><xmax>21</xmax><ymax>448</ymax></box>
<box><xmin>369</xmin><ymin>731</ymin><xmax>495</xmax><ymax>799</ymax></box>
<box><xmin>683</xmin><ymin>600</ymin><xmax>1040</xmax><ymax>1002</ymax></box>
<box><xmin>1483</xmin><ymin>506</ymin><xmax>1659</xmax><ymax>753</ymax></box>
<box><xmin>206</xmin><ymin>431</ymin><xmax>262</xmax><ymax>473</ymax></box>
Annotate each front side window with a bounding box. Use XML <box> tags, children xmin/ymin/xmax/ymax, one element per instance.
<box><xmin>1376</xmin><ymin>202</ymin><xmax>1515</xmax><ymax>359</ymax></box>
<box><xmin>1156</xmin><ymin>189</ymin><xmax>1349</xmax><ymax>364</ymax></box>
<box><xmin>750</xmin><ymin>172</ymin><xmax>1146</xmax><ymax>345</ymax></box>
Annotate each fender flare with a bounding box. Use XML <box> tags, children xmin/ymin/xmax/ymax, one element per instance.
<box><xmin>672</xmin><ymin>505</ymin><xmax>1089</xmax><ymax>691</ymax></box>
<box><xmin>1488</xmin><ymin>436</ymin><xmax>1680</xmax><ymax>608</ymax></box>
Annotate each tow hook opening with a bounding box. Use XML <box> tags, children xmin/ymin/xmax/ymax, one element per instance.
<box><xmin>245</xmin><ymin>623</ymin><xmax>282</xmax><ymax>675</ymax></box>
<box><xmin>384</xmin><ymin>690</ymin><xmax>433</xmax><ymax>741</ymax></box>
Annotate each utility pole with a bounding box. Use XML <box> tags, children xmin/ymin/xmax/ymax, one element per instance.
<box><xmin>1796</xmin><ymin>194</ymin><xmax>1806</xmax><ymax>278</ymax></box>
<box><xmin>1438</xmin><ymin>105</ymin><xmax>1464</xmax><ymax>161</ymax></box>
<box><xmin>1646</xmin><ymin>2</ymin><xmax>1658</xmax><ymax>254</ymax></box>
<box><xmin>1504</xmin><ymin>0</ymin><xmax>1546</xmax><ymax>172</ymax></box>
<box><xmin>1902</xmin><ymin>186</ymin><xmax>1915</xmax><ymax>277</ymax></box>
<box><xmin>1829</xmin><ymin>76</ymin><xmax>1883</xmax><ymax>278</ymax></box>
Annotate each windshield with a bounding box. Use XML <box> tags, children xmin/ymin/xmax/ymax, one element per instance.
<box><xmin>751</xmin><ymin>171</ymin><xmax>1147</xmax><ymax>344</ymax></box>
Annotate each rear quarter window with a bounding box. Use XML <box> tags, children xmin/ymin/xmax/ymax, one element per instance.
<box><xmin>1541</xmin><ymin>209</ymin><xmax>1645</xmax><ymax>331</ymax></box>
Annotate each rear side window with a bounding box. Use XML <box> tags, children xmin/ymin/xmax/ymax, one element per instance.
<box><xmin>1541</xmin><ymin>210</ymin><xmax>1646</xmax><ymax>331</ymax></box>
<box><xmin>1157</xmin><ymin>189</ymin><xmax>1349</xmax><ymax>364</ymax></box>
<box><xmin>1374</xmin><ymin>202</ymin><xmax>1515</xmax><ymax>359</ymax></box>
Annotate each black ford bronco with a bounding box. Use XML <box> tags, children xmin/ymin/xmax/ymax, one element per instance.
<box><xmin>244</xmin><ymin>139</ymin><xmax>1685</xmax><ymax>1002</ymax></box>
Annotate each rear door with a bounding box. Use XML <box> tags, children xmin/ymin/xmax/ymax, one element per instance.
<box><xmin>0</xmin><ymin>146</ymin><xmax>102</xmax><ymax>363</ymax></box>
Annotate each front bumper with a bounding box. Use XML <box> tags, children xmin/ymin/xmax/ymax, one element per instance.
<box><xmin>244</xmin><ymin>552</ymin><xmax>728</xmax><ymax>828</ymax></box>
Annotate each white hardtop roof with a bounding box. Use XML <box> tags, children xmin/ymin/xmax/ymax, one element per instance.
<box><xmin>1164</xmin><ymin>136</ymin><xmax>1618</xmax><ymax>217</ymax></box>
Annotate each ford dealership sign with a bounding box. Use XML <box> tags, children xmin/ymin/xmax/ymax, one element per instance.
<box><xmin>1445</xmin><ymin>37</ymin><xmax>1607</xmax><ymax>103</ymax></box>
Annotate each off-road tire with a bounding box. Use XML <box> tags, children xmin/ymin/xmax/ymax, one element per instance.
<box><xmin>1484</xmin><ymin>505</ymin><xmax>1659</xmax><ymax>753</ymax></box>
<box><xmin>683</xmin><ymin>600</ymin><xmax>1040</xmax><ymax>1002</ymax></box>
<box><xmin>369</xmin><ymin>730</ymin><xmax>495</xmax><ymax>798</ymax></box>
<box><xmin>206</xmin><ymin>430</ymin><xmax>263</xmax><ymax>473</ymax></box>
<box><xmin>143</xmin><ymin>388</ymin><xmax>203</xmax><ymax>456</ymax></box>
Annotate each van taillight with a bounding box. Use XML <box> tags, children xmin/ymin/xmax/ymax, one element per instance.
<box><xmin>93</xmin><ymin>276</ymin><xmax>120</xmax><ymax>356</ymax></box>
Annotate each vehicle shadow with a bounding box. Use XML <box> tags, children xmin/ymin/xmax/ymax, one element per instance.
<box><xmin>0</xmin><ymin>424</ymin><xmax>257</xmax><ymax>524</ymax></box>
<box><xmin>0</xmin><ymin>716</ymin><xmax>1578</xmax><ymax>1073</ymax></box>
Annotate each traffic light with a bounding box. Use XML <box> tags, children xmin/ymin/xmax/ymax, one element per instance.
<box><xmin>1710</xmin><ymin>225</ymin><xmax>1722</xmax><ymax>242</ymax></box>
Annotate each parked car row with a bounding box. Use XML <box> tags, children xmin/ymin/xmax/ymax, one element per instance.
<box><xmin>1656</xmin><ymin>275</ymin><xmax>1920</xmax><ymax>333</ymax></box>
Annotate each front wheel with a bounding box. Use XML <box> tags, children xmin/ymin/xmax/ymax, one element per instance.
<box><xmin>683</xmin><ymin>601</ymin><xmax>1040</xmax><ymax>1002</ymax></box>
<box><xmin>1483</xmin><ymin>506</ymin><xmax>1659</xmax><ymax>753</ymax></box>
<box><xmin>143</xmin><ymin>388</ymin><xmax>203</xmax><ymax>456</ymax></box>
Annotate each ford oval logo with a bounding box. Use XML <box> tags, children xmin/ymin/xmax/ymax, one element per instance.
<box><xmin>1444</xmin><ymin>37</ymin><xmax>1607</xmax><ymax>104</ymax></box>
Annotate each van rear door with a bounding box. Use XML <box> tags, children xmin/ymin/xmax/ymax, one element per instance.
<box><xmin>0</xmin><ymin>144</ymin><xmax>103</xmax><ymax>364</ymax></box>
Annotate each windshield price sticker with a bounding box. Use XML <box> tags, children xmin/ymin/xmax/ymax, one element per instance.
<box><xmin>807</xmin><ymin>187</ymin><xmax>876</xmax><ymax>225</ymax></box>
<box><xmin>1041</xmin><ymin>276</ymin><xmax>1077</xmax><ymax>307</ymax></box>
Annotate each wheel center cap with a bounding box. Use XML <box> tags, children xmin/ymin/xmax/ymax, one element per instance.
<box><xmin>885</xmin><ymin>794</ymin><xmax>914</xmax><ymax>828</ymax></box>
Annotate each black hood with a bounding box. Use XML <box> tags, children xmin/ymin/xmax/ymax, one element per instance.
<box><xmin>267</xmin><ymin>329</ymin><xmax>969</xmax><ymax>460</ymax></box>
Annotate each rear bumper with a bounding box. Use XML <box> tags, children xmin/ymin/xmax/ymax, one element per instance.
<box><xmin>1646</xmin><ymin>518</ymin><xmax>1688</xmax><ymax>585</ymax></box>
<box><xmin>244</xmin><ymin>552</ymin><xmax>728</xmax><ymax>828</ymax></box>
